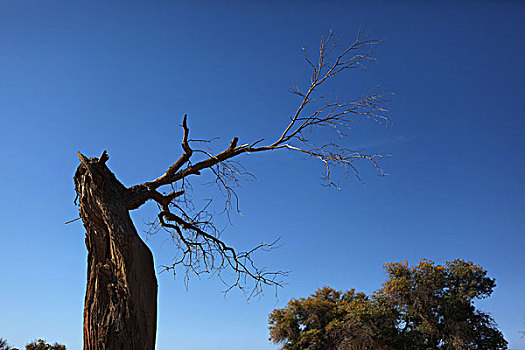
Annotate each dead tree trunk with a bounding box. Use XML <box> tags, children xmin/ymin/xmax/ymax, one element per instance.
<box><xmin>75</xmin><ymin>152</ymin><xmax>157</xmax><ymax>350</ymax></box>
<box><xmin>72</xmin><ymin>31</ymin><xmax>387</xmax><ymax>349</ymax></box>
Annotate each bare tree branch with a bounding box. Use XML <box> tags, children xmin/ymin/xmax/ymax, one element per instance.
<box><xmin>125</xmin><ymin>30</ymin><xmax>389</xmax><ymax>296</ymax></box>
<box><xmin>145</xmin><ymin>115</ymin><xmax>194</xmax><ymax>189</ymax></box>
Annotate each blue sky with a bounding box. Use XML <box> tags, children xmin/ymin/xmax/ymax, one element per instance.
<box><xmin>0</xmin><ymin>1</ymin><xmax>524</xmax><ymax>349</ymax></box>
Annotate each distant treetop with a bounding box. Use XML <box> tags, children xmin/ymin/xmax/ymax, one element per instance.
<box><xmin>269</xmin><ymin>259</ymin><xmax>507</xmax><ymax>350</ymax></box>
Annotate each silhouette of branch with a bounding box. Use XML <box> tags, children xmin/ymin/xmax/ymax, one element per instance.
<box><xmin>128</xmin><ymin>29</ymin><xmax>389</xmax><ymax>296</ymax></box>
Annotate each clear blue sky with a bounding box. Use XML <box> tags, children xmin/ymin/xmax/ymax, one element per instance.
<box><xmin>1</xmin><ymin>1</ymin><xmax>524</xmax><ymax>349</ymax></box>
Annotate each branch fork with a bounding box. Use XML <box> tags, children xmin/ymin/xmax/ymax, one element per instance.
<box><xmin>82</xmin><ymin>30</ymin><xmax>389</xmax><ymax>296</ymax></box>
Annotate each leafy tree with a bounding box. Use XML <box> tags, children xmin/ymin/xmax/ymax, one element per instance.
<box><xmin>74</xmin><ymin>30</ymin><xmax>388</xmax><ymax>349</ymax></box>
<box><xmin>269</xmin><ymin>259</ymin><xmax>508</xmax><ymax>350</ymax></box>
<box><xmin>25</xmin><ymin>340</ymin><xmax>65</xmax><ymax>350</ymax></box>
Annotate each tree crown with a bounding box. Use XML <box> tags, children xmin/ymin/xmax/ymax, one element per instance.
<box><xmin>269</xmin><ymin>259</ymin><xmax>507</xmax><ymax>350</ymax></box>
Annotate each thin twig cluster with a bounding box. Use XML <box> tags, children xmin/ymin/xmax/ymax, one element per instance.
<box><xmin>130</xmin><ymin>30</ymin><xmax>389</xmax><ymax>297</ymax></box>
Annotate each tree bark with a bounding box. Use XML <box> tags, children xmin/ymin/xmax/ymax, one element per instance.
<box><xmin>75</xmin><ymin>153</ymin><xmax>157</xmax><ymax>350</ymax></box>
<box><xmin>69</xmin><ymin>32</ymin><xmax>387</xmax><ymax>349</ymax></box>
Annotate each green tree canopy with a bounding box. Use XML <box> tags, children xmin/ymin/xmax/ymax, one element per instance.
<box><xmin>268</xmin><ymin>259</ymin><xmax>507</xmax><ymax>350</ymax></box>
<box><xmin>24</xmin><ymin>339</ymin><xmax>65</xmax><ymax>350</ymax></box>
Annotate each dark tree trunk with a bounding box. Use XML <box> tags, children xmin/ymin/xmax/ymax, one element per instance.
<box><xmin>74</xmin><ymin>154</ymin><xmax>157</xmax><ymax>350</ymax></box>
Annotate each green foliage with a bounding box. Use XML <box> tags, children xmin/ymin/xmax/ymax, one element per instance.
<box><xmin>269</xmin><ymin>259</ymin><xmax>507</xmax><ymax>350</ymax></box>
<box><xmin>24</xmin><ymin>340</ymin><xmax>65</xmax><ymax>350</ymax></box>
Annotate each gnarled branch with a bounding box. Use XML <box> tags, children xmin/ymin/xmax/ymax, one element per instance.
<box><xmin>124</xmin><ymin>30</ymin><xmax>389</xmax><ymax>295</ymax></box>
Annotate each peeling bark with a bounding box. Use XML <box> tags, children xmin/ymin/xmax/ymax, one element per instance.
<box><xmin>75</xmin><ymin>154</ymin><xmax>157</xmax><ymax>350</ymax></box>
